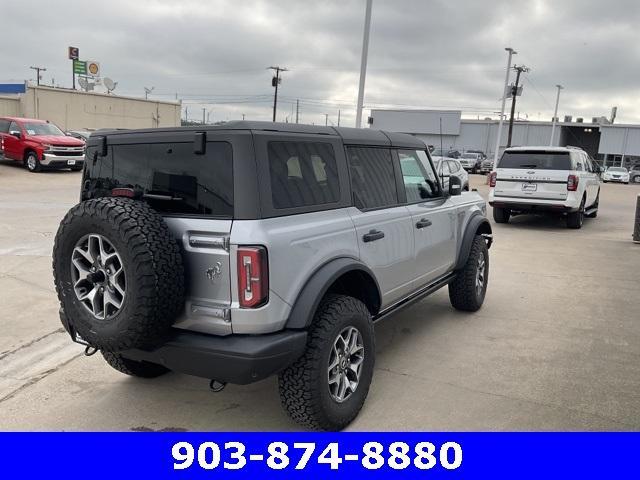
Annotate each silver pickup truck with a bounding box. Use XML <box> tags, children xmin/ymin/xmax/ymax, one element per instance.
<box><xmin>52</xmin><ymin>122</ymin><xmax>492</xmax><ymax>430</ymax></box>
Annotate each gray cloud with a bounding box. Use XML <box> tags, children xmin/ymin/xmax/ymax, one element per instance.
<box><xmin>3</xmin><ymin>0</ymin><xmax>639</xmax><ymax>126</ymax></box>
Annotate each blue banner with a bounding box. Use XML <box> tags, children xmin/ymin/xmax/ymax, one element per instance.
<box><xmin>0</xmin><ymin>433</ymin><xmax>637</xmax><ymax>478</ymax></box>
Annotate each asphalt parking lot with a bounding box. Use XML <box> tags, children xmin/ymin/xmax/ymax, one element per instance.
<box><xmin>1</xmin><ymin>160</ymin><xmax>639</xmax><ymax>431</ymax></box>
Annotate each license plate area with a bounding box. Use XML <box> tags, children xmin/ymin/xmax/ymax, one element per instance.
<box><xmin>67</xmin><ymin>160</ymin><xmax>76</xmax><ymax>165</ymax></box>
<box><xmin>522</xmin><ymin>182</ymin><xmax>537</xmax><ymax>192</ymax></box>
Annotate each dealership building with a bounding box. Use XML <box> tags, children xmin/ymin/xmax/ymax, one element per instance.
<box><xmin>369</xmin><ymin>109</ymin><xmax>640</xmax><ymax>169</ymax></box>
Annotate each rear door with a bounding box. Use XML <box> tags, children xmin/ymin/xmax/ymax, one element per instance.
<box><xmin>494</xmin><ymin>150</ymin><xmax>571</xmax><ymax>201</ymax></box>
<box><xmin>346</xmin><ymin>146</ymin><xmax>415</xmax><ymax>307</ymax></box>
<box><xmin>85</xmin><ymin>134</ymin><xmax>235</xmax><ymax>335</ymax></box>
<box><xmin>3</xmin><ymin>121</ymin><xmax>23</xmax><ymax>160</ymax></box>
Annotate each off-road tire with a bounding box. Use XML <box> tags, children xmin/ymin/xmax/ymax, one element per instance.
<box><xmin>278</xmin><ymin>294</ymin><xmax>375</xmax><ymax>431</ymax></box>
<box><xmin>102</xmin><ymin>351</ymin><xmax>169</xmax><ymax>378</ymax></box>
<box><xmin>53</xmin><ymin>197</ymin><xmax>185</xmax><ymax>351</ymax></box>
<box><xmin>567</xmin><ymin>197</ymin><xmax>585</xmax><ymax>229</ymax></box>
<box><xmin>24</xmin><ymin>151</ymin><xmax>41</xmax><ymax>172</ymax></box>
<box><xmin>449</xmin><ymin>235</ymin><xmax>489</xmax><ymax>312</ymax></box>
<box><xmin>493</xmin><ymin>206</ymin><xmax>510</xmax><ymax>223</ymax></box>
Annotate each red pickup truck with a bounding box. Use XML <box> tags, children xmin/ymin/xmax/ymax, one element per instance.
<box><xmin>0</xmin><ymin>117</ymin><xmax>85</xmax><ymax>172</ymax></box>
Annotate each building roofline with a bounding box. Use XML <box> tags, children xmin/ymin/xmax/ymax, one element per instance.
<box><xmin>28</xmin><ymin>84</ymin><xmax>181</xmax><ymax>107</ymax></box>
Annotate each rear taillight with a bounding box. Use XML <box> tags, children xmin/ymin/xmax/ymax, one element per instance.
<box><xmin>567</xmin><ymin>174</ymin><xmax>579</xmax><ymax>191</ymax></box>
<box><xmin>489</xmin><ymin>171</ymin><xmax>497</xmax><ymax>187</ymax></box>
<box><xmin>111</xmin><ymin>187</ymin><xmax>135</xmax><ymax>198</ymax></box>
<box><xmin>237</xmin><ymin>246</ymin><xmax>269</xmax><ymax>308</ymax></box>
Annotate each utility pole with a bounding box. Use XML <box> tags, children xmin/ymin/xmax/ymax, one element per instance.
<box><xmin>242</xmin><ymin>113</ymin><xmax>245</xmax><ymax>121</ymax></box>
<box><xmin>295</xmin><ymin>99</ymin><xmax>299</xmax><ymax>124</ymax></box>
<box><xmin>355</xmin><ymin>0</ymin><xmax>373</xmax><ymax>128</ymax></box>
<box><xmin>338</xmin><ymin>109</ymin><xmax>341</xmax><ymax>126</ymax></box>
<box><xmin>507</xmin><ymin>64</ymin><xmax>530</xmax><ymax>148</ymax></box>
<box><xmin>324</xmin><ymin>114</ymin><xmax>329</xmax><ymax>126</ymax></box>
<box><xmin>493</xmin><ymin>47</ymin><xmax>516</xmax><ymax>164</ymax></box>
<box><xmin>549</xmin><ymin>84</ymin><xmax>564</xmax><ymax>146</ymax></box>
<box><xmin>30</xmin><ymin>66</ymin><xmax>47</xmax><ymax>86</ymax></box>
<box><xmin>269</xmin><ymin>66</ymin><xmax>288</xmax><ymax>122</ymax></box>
<box><xmin>202</xmin><ymin>108</ymin><xmax>206</xmax><ymax>125</ymax></box>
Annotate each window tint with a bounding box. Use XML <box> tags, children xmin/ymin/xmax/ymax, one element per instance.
<box><xmin>498</xmin><ymin>151</ymin><xmax>572</xmax><ymax>170</ymax></box>
<box><xmin>268</xmin><ymin>141</ymin><xmax>340</xmax><ymax>209</ymax></box>
<box><xmin>398</xmin><ymin>150</ymin><xmax>441</xmax><ymax>201</ymax></box>
<box><xmin>347</xmin><ymin>147</ymin><xmax>398</xmax><ymax>209</ymax></box>
<box><xmin>84</xmin><ymin>141</ymin><xmax>233</xmax><ymax>217</ymax></box>
<box><xmin>0</xmin><ymin>119</ymin><xmax>10</xmax><ymax>133</ymax></box>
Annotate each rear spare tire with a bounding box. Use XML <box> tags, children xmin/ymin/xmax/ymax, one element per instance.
<box><xmin>53</xmin><ymin>197</ymin><xmax>185</xmax><ymax>351</ymax></box>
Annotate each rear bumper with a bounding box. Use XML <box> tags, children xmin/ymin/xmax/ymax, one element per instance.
<box><xmin>603</xmin><ymin>177</ymin><xmax>628</xmax><ymax>183</ymax></box>
<box><xmin>489</xmin><ymin>190</ymin><xmax>580</xmax><ymax>212</ymax></box>
<box><xmin>489</xmin><ymin>200</ymin><xmax>574</xmax><ymax>213</ymax></box>
<box><xmin>121</xmin><ymin>329</ymin><xmax>307</xmax><ymax>385</ymax></box>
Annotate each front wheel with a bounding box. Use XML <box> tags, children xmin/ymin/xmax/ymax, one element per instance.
<box><xmin>24</xmin><ymin>152</ymin><xmax>41</xmax><ymax>172</ymax></box>
<box><xmin>449</xmin><ymin>235</ymin><xmax>489</xmax><ymax>312</ymax></box>
<box><xmin>278</xmin><ymin>294</ymin><xmax>375</xmax><ymax>431</ymax></box>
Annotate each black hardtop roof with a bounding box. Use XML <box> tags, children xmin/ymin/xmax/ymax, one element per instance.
<box><xmin>92</xmin><ymin>121</ymin><xmax>425</xmax><ymax>149</ymax></box>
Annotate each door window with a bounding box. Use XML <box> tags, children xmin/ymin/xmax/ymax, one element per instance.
<box><xmin>8</xmin><ymin>122</ymin><xmax>20</xmax><ymax>135</ymax></box>
<box><xmin>398</xmin><ymin>150</ymin><xmax>442</xmax><ymax>201</ymax></box>
<box><xmin>347</xmin><ymin>147</ymin><xmax>398</xmax><ymax>209</ymax></box>
<box><xmin>0</xmin><ymin>119</ymin><xmax>10</xmax><ymax>133</ymax></box>
<box><xmin>448</xmin><ymin>160</ymin><xmax>460</xmax><ymax>173</ymax></box>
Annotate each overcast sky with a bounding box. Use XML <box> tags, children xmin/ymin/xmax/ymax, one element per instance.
<box><xmin>3</xmin><ymin>0</ymin><xmax>640</xmax><ymax>126</ymax></box>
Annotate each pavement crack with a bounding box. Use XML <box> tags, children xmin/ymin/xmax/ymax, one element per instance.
<box><xmin>0</xmin><ymin>328</ymin><xmax>65</xmax><ymax>361</ymax></box>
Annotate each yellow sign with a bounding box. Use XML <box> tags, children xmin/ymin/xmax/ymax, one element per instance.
<box><xmin>86</xmin><ymin>61</ymin><xmax>100</xmax><ymax>77</ymax></box>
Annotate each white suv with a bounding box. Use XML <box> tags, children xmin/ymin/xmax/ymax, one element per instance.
<box><xmin>488</xmin><ymin>146</ymin><xmax>600</xmax><ymax>229</ymax></box>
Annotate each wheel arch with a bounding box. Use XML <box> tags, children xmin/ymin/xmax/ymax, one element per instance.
<box><xmin>285</xmin><ymin>257</ymin><xmax>382</xmax><ymax>330</ymax></box>
<box><xmin>454</xmin><ymin>213</ymin><xmax>492</xmax><ymax>271</ymax></box>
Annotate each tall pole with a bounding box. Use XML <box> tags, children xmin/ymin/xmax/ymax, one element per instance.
<box><xmin>295</xmin><ymin>99</ymin><xmax>299</xmax><ymax>124</ymax></box>
<box><xmin>269</xmin><ymin>66</ymin><xmax>288</xmax><ymax>122</ymax></box>
<box><xmin>324</xmin><ymin>113</ymin><xmax>329</xmax><ymax>126</ymax></box>
<box><xmin>507</xmin><ymin>65</ymin><xmax>529</xmax><ymax>148</ymax></box>
<box><xmin>202</xmin><ymin>108</ymin><xmax>206</xmax><ymax>125</ymax></box>
<box><xmin>355</xmin><ymin>0</ymin><xmax>373</xmax><ymax>128</ymax></box>
<box><xmin>30</xmin><ymin>66</ymin><xmax>46</xmax><ymax>86</ymax></box>
<box><xmin>338</xmin><ymin>109</ymin><xmax>341</xmax><ymax>126</ymax></box>
<box><xmin>493</xmin><ymin>47</ymin><xmax>516</xmax><ymax>165</ymax></box>
<box><xmin>549</xmin><ymin>84</ymin><xmax>563</xmax><ymax>146</ymax></box>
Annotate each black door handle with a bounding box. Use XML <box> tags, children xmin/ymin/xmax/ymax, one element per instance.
<box><xmin>363</xmin><ymin>229</ymin><xmax>385</xmax><ymax>242</ymax></box>
<box><xmin>416</xmin><ymin>218</ymin><xmax>432</xmax><ymax>229</ymax></box>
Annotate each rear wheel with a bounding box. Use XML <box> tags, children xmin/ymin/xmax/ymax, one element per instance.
<box><xmin>278</xmin><ymin>294</ymin><xmax>375</xmax><ymax>431</ymax></box>
<box><xmin>632</xmin><ymin>175</ymin><xmax>640</xmax><ymax>184</ymax></box>
<box><xmin>24</xmin><ymin>151</ymin><xmax>41</xmax><ymax>172</ymax></box>
<box><xmin>102</xmin><ymin>351</ymin><xmax>169</xmax><ymax>378</ymax></box>
<box><xmin>567</xmin><ymin>197</ymin><xmax>585</xmax><ymax>229</ymax></box>
<box><xmin>493</xmin><ymin>207</ymin><xmax>510</xmax><ymax>224</ymax></box>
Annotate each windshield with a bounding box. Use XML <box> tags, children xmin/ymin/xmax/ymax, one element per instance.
<box><xmin>461</xmin><ymin>153</ymin><xmax>477</xmax><ymax>159</ymax></box>
<box><xmin>23</xmin><ymin>122</ymin><xmax>65</xmax><ymax>136</ymax></box>
<box><xmin>498</xmin><ymin>151</ymin><xmax>572</xmax><ymax>170</ymax></box>
<box><xmin>608</xmin><ymin>167</ymin><xmax>627</xmax><ymax>172</ymax></box>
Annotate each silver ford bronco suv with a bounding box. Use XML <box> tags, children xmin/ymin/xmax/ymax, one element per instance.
<box><xmin>53</xmin><ymin>122</ymin><xmax>492</xmax><ymax>430</ymax></box>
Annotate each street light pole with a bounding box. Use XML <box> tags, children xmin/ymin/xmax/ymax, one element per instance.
<box><xmin>355</xmin><ymin>0</ymin><xmax>373</xmax><ymax>128</ymax></box>
<box><xmin>506</xmin><ymin>65</ymin><xmax>529</xmax><ymax>148</ymax></box>
<box><xmin>549</xmin><ymin>84</ymin><xmax>564</xmax><ymax>146</ymax></box>
<box><xmin>493</xmin><ymin>47</ymin><xmax>516</xmax><ymax>165</ymax></box>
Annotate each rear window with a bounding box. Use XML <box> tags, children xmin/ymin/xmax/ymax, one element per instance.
<box><xmin>498</xmin><ymin>151</ymin><xmax>572</xmax><ymax>170</ymax></box>
<box><xmin>84</xmin><ymin>141</ymin><xmax>233</xmax><ymax>217</ymax></box>
<box><xmin>268</xmin><ymin>141</ymin><xmax>340</xmax><ymax>209</ymax></box>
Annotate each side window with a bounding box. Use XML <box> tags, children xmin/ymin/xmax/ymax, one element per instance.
<box><xmin>398</xmin><ymin>149</ymin><xmax>441</xmax><ymax>202</ymax></box>
<box><xmin>9</xmin><ymin>121</ymin><xmax>20</xmax><ymax>134</ymax></box>
<box><xmin>268</xmin><ymin>141</ymin><xmax>340</xmax><ymax>209</ymax></box>
<box><xmin>347</xmin><ymin>147</ymin><xmax>398</xmax><ymax>209</ymax></box>
<box><xmin>448</xmin><ymin>160</ymin><xmax>459</xmax><ymax>173</ymax></box>
<box><xmin>0</xmin><ymin>119</ymin><xmax>10</xmax><ymax>133</ymax></box>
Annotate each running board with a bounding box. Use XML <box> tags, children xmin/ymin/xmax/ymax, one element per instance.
<box><xmin>373</xmin><ymin>272</ymin><xmax>456</xmax><ymax>324</ymax></box>
<box><xmin>584</xmin><ymin>207</ymin><xmax>598</xmax><ymax>216</ymax></box>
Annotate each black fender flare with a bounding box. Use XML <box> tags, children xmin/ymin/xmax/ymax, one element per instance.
<box><xmin>285</xmin><ymin>257</ymin><xmax>381</xmax><ymax>330</ymax></box>
<box><xmin>454</xmin><ymin>213</ymin><xmax>493</xmax><ymax>271</ymax></box>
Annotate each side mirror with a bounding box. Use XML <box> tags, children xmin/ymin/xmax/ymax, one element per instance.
<box><xmin>449</xmin><ymin>175</ymin><xmax>462</xmax><ymax>196</ymax></box>
<box><xmin>10</xmin><ymin>131</ymin><xmax>21</xmax><ymax>139</ymax></box>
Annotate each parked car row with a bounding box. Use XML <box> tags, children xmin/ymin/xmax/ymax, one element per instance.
<box><xmin>0</xmin><ymin>117</ymin><xmax>86</xmax><ymax>172</ymax></box>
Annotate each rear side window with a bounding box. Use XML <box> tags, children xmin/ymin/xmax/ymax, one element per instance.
<box><xmin>85</xmin><ymin>141</ymin><xmax>233</xmax><ymax>217</ymax></box>
<box><xmin>347</xmin><ymin>147</ymin><xmax>398</xmax><ymax>209</ymax></box>
<box><xmin>0</xmin><ymin>119</ymin><xmax>10</xmax><ymax>133</ymax></box>
<box><xmin>498</xmin><ymin>151</ymin><xmax>572</xmax><ymax>170</ymax></box>
<box><xmin>268</xmin><ymin>141</ymin><xmax>340</xmax><ymax>209</ymax></box>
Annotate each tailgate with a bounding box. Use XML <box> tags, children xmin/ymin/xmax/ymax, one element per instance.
<box><xmin>494</xmin><ymin>168</ymin><xmax>568</xmax><ymax>201</ymax></box>
<box><xmin>164</xmin><ymin>217</ymin><xmax>233</xmax><ymax>336</ymax></box>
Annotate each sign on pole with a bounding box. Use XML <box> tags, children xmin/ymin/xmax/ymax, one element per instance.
<box><xmin>73</xmin><ymin>60</ymin><xmax>87</xmax><ymax>75</ymax></box>
<box><xmin>86</xmin><ymin>61</ymin><xmax>100</xmax><ymax>77</ymax></box>
<box><xmin>68</xmin><ymin>46</ymin><xmax>79</xmax><ymax>60</ymax></box>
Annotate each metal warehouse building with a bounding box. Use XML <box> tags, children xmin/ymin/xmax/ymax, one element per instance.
<box><xmin>370</xmin><ymin>109</ymin><xmax>640</xmax><ymax>169</ymax></box>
